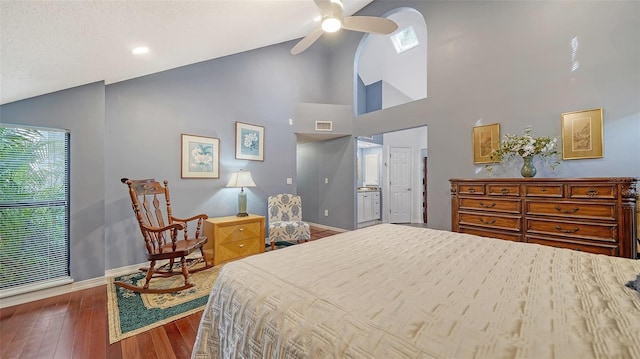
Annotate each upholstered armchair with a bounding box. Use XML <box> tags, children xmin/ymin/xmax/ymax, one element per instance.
<box><xmin>268</xmin><ymin>194</ymin><xmax>310</xmax><ymax>250</ymax></box>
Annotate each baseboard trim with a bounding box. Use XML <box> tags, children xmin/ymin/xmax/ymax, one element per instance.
<box><xmin>104</xmin><ymin>262</ymin><xmax>146</xmax><ymax>278</ymax></box>
<box><xmin>307</xmin><ymin>222</ymin><xmax>349</xmax><ymax>233</ymax></box>
<box><xmin>0</xmin><ymin>260</ymin><xmax>149</xmax><ymax>309</ymax></box>
<box><xmin>0</xmin><ymin>276</ymin><xmax>105</xmax><ymax>309</ymax></box>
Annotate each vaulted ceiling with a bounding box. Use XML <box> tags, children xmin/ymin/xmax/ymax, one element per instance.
<box><xmin>0</xmin><ymin>0</ymin><xmax>372</xmax><ymax>105</ymax></box>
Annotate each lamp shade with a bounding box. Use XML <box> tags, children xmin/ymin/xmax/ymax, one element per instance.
<box><xmin>226</xmin><ymin>171</ymin><xmax>256</xmax><ymax>188</ymax></box>
<box><xmin>226</xmin><ymin>171</ymin><xmax>256</xmax><ymax>217</ymax></box>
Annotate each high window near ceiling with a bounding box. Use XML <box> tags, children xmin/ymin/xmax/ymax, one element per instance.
<box><xmin>355</xmin><ymin>8</ymin><xmax>427</xmax><ymax>115</ymax></box>
<box><xmin>0</xmin><ymin>125</ymin><xmax>71</xmax><ymax>296</ymax></box>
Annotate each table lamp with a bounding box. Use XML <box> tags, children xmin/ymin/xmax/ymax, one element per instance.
<box><xmin>226</xmin><ymin>170</ymin><xmax>256</xmax><ymax>217</ymax></box>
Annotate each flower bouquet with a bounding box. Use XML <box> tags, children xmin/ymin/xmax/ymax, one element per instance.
<box><xmin>487</xmin><ymin>126</ymin><xmax>560</xmax><ymax>177</ymax></box>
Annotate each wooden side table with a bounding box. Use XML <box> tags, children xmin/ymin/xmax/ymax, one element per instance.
<box><xmin>203</xmin><ymin>214</ymin><xmax>265</xmax><ymax>265</ymax></box>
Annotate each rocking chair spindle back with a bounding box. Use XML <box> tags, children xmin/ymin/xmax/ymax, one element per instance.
<box><xmin>115</xmin><ymin>178</ymin><xmax>213</xmax><ymax>294</ymax></box>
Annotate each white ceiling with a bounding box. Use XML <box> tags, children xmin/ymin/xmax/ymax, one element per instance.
<box><xmin>0</xmin><ymin>0</ymin><xmax>373</xmax><ymax>105</ymax></box>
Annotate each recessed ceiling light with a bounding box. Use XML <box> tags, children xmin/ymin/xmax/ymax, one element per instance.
<box><xmin>131</xmin><ymin>46</ymin><xmax>149</xmax><ymax>55</ymax></box>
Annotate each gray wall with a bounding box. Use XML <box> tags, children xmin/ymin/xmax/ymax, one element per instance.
<box><xmin>297</xmin><ymin>136</ymin><xmax>355</xmax><ymax>230</ymax></box>
<box><xmin>335</xmin><ymin>0</ymin><xmax>640</xmax><ymax>230</ymax></box>
<box><xmin>1</xmin><ymin>0</ymin><xmax>638</xmax><ymax>281</ymax></box>
<box><xmin>103</xmin><ymin>42</ymin><xmax>331</xmax><ymax>270</ymax></box>
<box><xmin>0</xmin><ymin>82</ymin><xmax>106</xmax><ymax>281</ymax></box>
<box><xmin>295</xmin><ymin>103</ymin><xmax>353</xmax><ymax>135</ymax></box>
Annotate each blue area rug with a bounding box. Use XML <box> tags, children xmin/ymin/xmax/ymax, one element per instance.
<box><xmin>107</xmin><ymin>265</ymin><xmax>219</xmax><ymax>343</ymax></box>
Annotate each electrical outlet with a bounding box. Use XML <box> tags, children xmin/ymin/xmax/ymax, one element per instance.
<box><xmin>324</xmin><ymin>209</ymin><xmax>329</xmax><ymax>216</ymax></box>
<box><xmin>286</xmin><ymin>178</ymin><xmax>292</xmax><ymax>184</ymax></box>
<box><xmin>324</xmin><ymin>178</ymin><xmax>329</xmax><ymax>184</ymax></box>
<box><xmin>288</xmin><ymin>118</ymin><xmax>293</xmax><ymax>125</ymax></box>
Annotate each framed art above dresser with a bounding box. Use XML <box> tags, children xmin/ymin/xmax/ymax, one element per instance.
<box><xmin>450</xmin><ymin>177</ymin><xmax>638</xmax><ymax>258</ymax></box>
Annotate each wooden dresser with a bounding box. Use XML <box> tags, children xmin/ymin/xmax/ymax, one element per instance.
<box><xmin>203</xmin><ymin>214</ymin><xmax>265</xmax><ymax>265</ymax></box>
<box><xmin>450</xmin><ymin>178</ymin><xmax>638</xmax><ymax>258</ymax></box>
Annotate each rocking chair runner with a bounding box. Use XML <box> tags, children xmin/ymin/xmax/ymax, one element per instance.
<box><xmin>116</xmin><ymin>178</ymin><xmax>212</xmax><ymax>294</ymax></box>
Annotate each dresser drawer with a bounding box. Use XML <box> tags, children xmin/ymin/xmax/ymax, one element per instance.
<box><xmin>460</xmin><ymin>226</ymin><xmax>522</xmax><ymax>242</ymax></box>
<box><xmin>568</xmin><ymin>184</ymin><xmax>616</xmax><ymax>199</ymax></box>
<box><xmin>525</xmin><ymin>200</ymin><xmax>616</xmax><ymax>221</ymax></box>
<box><xmin>458</xmin><ymin>183</ymin><xmax>485</xmax><ymax>195</ymax></box>
<box><xmin>459</xmin><ymin>212</ymin><xmax>520</xmax><ymax>231</ymax></box>
<box><xmin>217</xmin><ymin>238</ymin><xmax>262</xmax><ymax>263</ymax></box>
<box><xmin>487</xmin><ymin>184</ymin><xmax>520</xmax><ymax>197</ymax></box>
<box><xmin>459</xmin><ymin>197</ymin><xmax>521</xmax><ymax>214</ymax></box>
<box><xmin>524</xmin><ymin>184</ymin><xmax>564</xmax><ymax>198</ymax></box>
<box><xmin>204</xmin><ymin>215</ymin><xmax>266</xmax><ymax>265</ymax></box>
<box><xmin>451</xmin><ymin>177</ymin><xmax>637</xmax><ymax>258</ymax></box>
<box><xmin>526</xmin><ymin>218</ymin><xmax>617</xmax><ymax>242</ymax></box>
<box><xmin>217</xmin><ymin>222</ymin><xmax>262</xmax><ymax>244</ymax></box>
<box><xmin>526</xmin><ymin>235</ymin><xmax>618</xmax><ymax>256</ymax></box>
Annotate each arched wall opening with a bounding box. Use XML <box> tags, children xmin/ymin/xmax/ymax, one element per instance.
<box><xmin>354</xmin><ymin>7</ymin><xmax>427</xmax><ymax>116</ymax></box>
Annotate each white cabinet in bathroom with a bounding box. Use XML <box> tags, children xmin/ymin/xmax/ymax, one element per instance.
<box><xmin>357</xmin><ymin>191</ymin><xmax>380</xmax><ymax>224</ymax></box>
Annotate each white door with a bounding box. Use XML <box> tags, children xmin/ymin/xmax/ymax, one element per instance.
<box><xmin>389</xmin><ymin>147</ymin><xmax>412</xmax><ymax>223</ymax></box>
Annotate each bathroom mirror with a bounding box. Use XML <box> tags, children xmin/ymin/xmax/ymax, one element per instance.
<box><xmin>364</xmin><ymin>153</ymin><xmax>380</xmax><ymax>186</ymax></box>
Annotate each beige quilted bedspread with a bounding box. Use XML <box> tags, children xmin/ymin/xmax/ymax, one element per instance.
<box><xmin>192</xmin><ymin>224</ymin><xmax>640</xmax><ymax>358</ymax></box>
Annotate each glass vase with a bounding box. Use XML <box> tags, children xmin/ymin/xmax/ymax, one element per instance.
<box><xmin>520</xmin><ymin>155</ymin><xmax>537</xmax><ymax>178</ymax></box>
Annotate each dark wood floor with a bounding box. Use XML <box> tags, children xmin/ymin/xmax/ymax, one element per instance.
<box><xmin>0</xmin><ymin>226</ymin><xmax>342</xmax><ymax>359</ymax></box>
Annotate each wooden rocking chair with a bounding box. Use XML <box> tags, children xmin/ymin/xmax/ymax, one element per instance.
<box><xmin>116</xmin><ymin>178</ymin><xmax>212</xmax><ymax>294</ymax></box>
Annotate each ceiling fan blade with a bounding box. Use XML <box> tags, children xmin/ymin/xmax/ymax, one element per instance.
<box><xmin>342</xmin><ymin>16</ymin><xmax>399</xmax><ymax>35</ymax></box>
<box><xmin>291</xmin><ymin>28</ymin><xmax>325</xmax><ymax>55</ymax></box>
<box><xmin>313</xmin><ymin>0</ymin><xmax>333</xmax><ymax>16</ymax></box>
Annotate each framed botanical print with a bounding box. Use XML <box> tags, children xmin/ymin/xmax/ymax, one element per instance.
<box><xmin>181</xmin><ymin>134</ymin><xmax>220</xmax><ymax>178</ymax></box>
<box><xmin>235</xmin><ymin>122</ymin><xmax>264</xmax><ymax>161</ymax></box>
<box><xmin>472</xmin><ymin>123</ymin><xmax>500</xmax><ymax>164</ymax></box>
<box><xmin>561</xmin><ymin>108</ymin><xmax>603</xmax><ymax>160</ymax></box>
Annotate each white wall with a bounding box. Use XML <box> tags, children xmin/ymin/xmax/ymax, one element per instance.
<box><xmin>357</xmin><ymin>8</ymin><xmax>427</xmax><ymax>107</ymax></box>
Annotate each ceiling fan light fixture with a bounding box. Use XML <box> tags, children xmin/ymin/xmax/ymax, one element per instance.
<box><xmin>322</xmin><ymin>17</ymin><xmax>342</xmax><ymax>33</ymax></box>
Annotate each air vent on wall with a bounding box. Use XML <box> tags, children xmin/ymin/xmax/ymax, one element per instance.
<box><xmin>315</xmin><ymin>121</ymin><xmax>333</xmax><ymax>132</ymax></box>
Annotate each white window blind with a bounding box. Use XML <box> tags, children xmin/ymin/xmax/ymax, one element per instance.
<box><xmin>0</xmin><ymin>125</ymin><xmax>71</xmax><ymax>294</ymax></box>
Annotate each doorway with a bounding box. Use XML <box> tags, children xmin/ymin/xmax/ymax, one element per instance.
<box><xmin>355</xmin><ymin>126</ymin><xmax>427</xmax><ymax>227</ymax></box>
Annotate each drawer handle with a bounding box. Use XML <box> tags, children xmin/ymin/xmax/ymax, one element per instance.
<box><xmin>500</xmin><ymin>187</ymin><xmax>509</xmax><ymax>194</ymax></box>
<box><xmin>587</xmin><ymin>188</ymin><xmax>599</xmax><ymax>197</ymax></box>
<box><xmin>479</xmin><ymin>218</ymin><xmax>496</xmax><ymax>225</ymax></box>
<box><xmin>541</xmin><ymin>188</ymin><xmax>547</xmax><ymax>192</ymax></box>
<box><xmin>468</xmin><ymin>187</ymin><xmax>475</xmax><ymax>193</ymax></box>
<box><xmin>239</xmin><ymin>227</ymin><xmax>244</xmax><ymax>231</ymax></box>
<box><xmin>554</xmin><ymin>206</ymin><xmax>579</xmax><ymax>214</ymax></box>
<box><xmin>555</xmin><ymin>225</ymin><xmax>580</xmax><ymax>233</ymax></box>
<box><xmin>239</xmin><ymin>244</ymin><xmax>245</xmax><ymax>248</ymax></box>
<box><xmin>479</xmin><ymin>202</ymin><xmax>496</xmax><ymax>208</ymax></box>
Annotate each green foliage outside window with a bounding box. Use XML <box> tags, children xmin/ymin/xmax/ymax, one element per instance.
<box><xmin>0</xmin><ymin>126</ymin><xmax>69</xmax><ymax>290</ymax></box>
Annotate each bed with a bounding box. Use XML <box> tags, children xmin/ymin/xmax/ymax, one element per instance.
<box><xmin>192</xmin><ymin>224</ymin><xmax>640</xmax><ymax>358</ymax></box>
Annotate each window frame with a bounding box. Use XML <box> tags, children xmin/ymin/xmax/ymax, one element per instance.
<box><xmin>0</xmin><ymin>124</ymin><xmax>71</xmax><ymax>297</ymax></box>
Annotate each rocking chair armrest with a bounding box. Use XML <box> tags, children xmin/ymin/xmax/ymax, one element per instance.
<box><xmin>140</xmin><ymin>222</ymin><xmax>185</xmax><ymax>233</ymax></box>
<box><xmin>171</xmin><ymin>214</ymin><xmax>208</xmax><ymax>223</ymax></box>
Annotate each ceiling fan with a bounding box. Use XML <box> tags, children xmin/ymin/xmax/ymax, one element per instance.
<box><xmin>291</xmin><ymin>0</ymin><xmax>399</xmax><ymax>55</ymax></box>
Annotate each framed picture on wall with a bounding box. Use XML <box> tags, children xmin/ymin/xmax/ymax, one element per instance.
<box><xmin>472</xmin><ymin>123</ymin><xmax>500</xmax><ymax>164</ymax></box>
<box><xmin>235</xmin><ymin>122</ymin><xmax>265</xmax><ymax>161</ymax></box>
<box><xmin>181</xmin><ymin>134</ymin><xmax>220</xmax><ymax>178</ymax></box>
<box><xmin>561</xmin><ymin>108</ymin><xmax>603</xmax><ymax>160</ymax></box>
